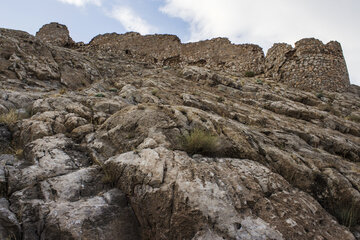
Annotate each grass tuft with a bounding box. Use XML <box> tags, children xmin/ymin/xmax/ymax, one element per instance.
<box><xmin>333</xmin><ymin>198</ymin><xmax>360</xmax><ymax>228</ymax></box>
<box><xmin>0</xmin><ymin>109</ymin><xmax>18</xmax><ymax>125</ymax></box>
<box><xmin>59</xmin><ymin>88</ymin><xmax>67</xmax><ymax>95</ymax></box>
<box><xmin>151</xmin><ymin>88</ymin><xmax>159</xmax><ymax>96</ymax></box>
<box><xmin>244</xmin><ymin>71</ymin><xmax>255</xmax><ymax>77</ymax></box>
<box><xmin>256</xmin><ymin>79</ymin><xmax>263</xmax><ymax>85</ymax></box>
<box><xmin>180</xmin><ymin>128</ymin><xmax>219</xmax><ymax>156</ymax></box>
<box><xmin>95</xmin><ymin>93</ymin><xmax>106</xmax><ymax>98</ymax></box>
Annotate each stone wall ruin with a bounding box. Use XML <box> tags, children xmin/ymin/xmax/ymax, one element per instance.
<box><xmin>265</xmin><ymin>38</ymin><xmax>350</xmax><ymax>92</ymax></box>
<box><xmin>35</xmin><ymin>23</ymin><xmax>351</xmax><ymax>92</ymax></box>
<box><xmin>88</xmin><ymin>33</ymin><xmax>265</xmax><ymax>75</ymax></box>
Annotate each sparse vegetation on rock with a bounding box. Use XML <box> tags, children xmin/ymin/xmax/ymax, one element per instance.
<box><xmin>0</xmin><ymin>109</ymin><xmax>18</xmax><ymax>125</ymax></box>
<box><xmin>256</xmin><ymin>78</ymin><xmax>263</xmax><ymax>85</ymax></box>
<box><xmin>95</xmin><ymin>93</ymin><xmax>106</xmax><ymax>98</ymax></box>
<box><xmin>336</xmin><ymin>200</ymin><xmax>360</xmax><ymax>227</ymax></box>
<box><xmin>316</xmin><ymin>92</ymin><xmax>324</xmax><ymax>99</ymax></box>
<box><xmin>180</xmin><ymin>128</ymin><xmax>219</xmax><ymax>156</ymax></box>
<box><xmin>245</xmin><ymin>71</ymin><xmax>255</xmax><ymax>77</ymax></box>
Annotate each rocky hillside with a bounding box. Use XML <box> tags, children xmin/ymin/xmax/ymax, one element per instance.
<box><xmin>0</xmin><ymin>22</ymin><xmax>360</xmax><ymax>240</ymax></box>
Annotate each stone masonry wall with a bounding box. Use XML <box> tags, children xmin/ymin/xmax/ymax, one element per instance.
<box><xmin>88</xmin><ymin>32</ymin><xmax>182</xmax><ymax>64</ymax></box>
<box><xmin>35</xmin><ymin>23</ymin><xmax>351</xmax><ymax>92</ymax></box>
<box><xmin>181</xmin><ymin>38</ymin><xmax>264</xmax><ymax>74</ymax></box>
<box><xmin>265</xmin><ymin>38</ymin><xmax>350</xmax><ymax>92</ymax></box>
<box><xmin>88</xmin><ymin>33</ymin><xmax>265</xmax><ymax>75</ymax></box>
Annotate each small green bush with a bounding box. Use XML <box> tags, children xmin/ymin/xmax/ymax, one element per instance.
<box><xmin>244</xmin><ymin>71</ymin><xmax>255</xmax><ymax>77</ymax></box>
<box><xmin>180</xmin><ymin>128</ymin><xmax>219</xmax><ymax>156</ymax></box>
<box><xmin>316</xmin><ymin>92</ymin><xmax>324</xmax><ymax>99</ymax></box>
<box><xmin>256</xmin><ymin>79</ymin><xmax>263</xmax><ymax>85</ymax></box>
<box><xmin>95</xmin><ymin>93</ymin><xmax>106</xmax><ymax>98</ymax></box>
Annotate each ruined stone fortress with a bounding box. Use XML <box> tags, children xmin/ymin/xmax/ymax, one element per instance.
<box><xmin>37</xmin><ymin>22</ymin><xmax>351</xmax><ymax>92</ymax></box>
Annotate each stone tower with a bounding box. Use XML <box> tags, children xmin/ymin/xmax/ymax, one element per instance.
<box><xmin>265</xmin><ymin>38</ymin><xmax>350</xmax><ymax>92</ymax></box>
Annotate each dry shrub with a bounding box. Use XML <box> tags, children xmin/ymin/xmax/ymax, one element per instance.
<box><xmin>180</xmin><ymin>128</ymin><xmax>219</xmax><ymax>156</ymax></box>
<box><xmin>334</xmin><ymin>199</ymin><xmax>360</xmax><ymax>227</ymax></box>
<box><xmin>0</xmin><ymin>109</ymin><xmax>18</xmax><ymax>125</ymax></box>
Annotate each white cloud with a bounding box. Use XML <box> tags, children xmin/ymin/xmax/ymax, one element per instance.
<box><xmin>109</xmin><ymin>6</ymin><xmax>157</xmax><ymax>35</ymax></box>
<box><xmin>160</xmin><ymin>0</ymin><xmax>360</xmax><ymax>85</ymax></box>
<box><xmin>58</xmin><ymin>0</ymin><xmax>102</xmax><ymax>7</ymax></box>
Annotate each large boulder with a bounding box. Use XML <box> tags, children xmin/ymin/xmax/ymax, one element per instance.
<box><xmin>6</xmin><ymin>134</ymin><xmax>141</xmax><ymax>239</ymax></box>
<box><xmin>104</xmin><ymin>147</ymin><xmax>355</xmax><ymax>239</ymax></box>
<box><xmin>36</xmin><ymin>22</ymin><xmax>75</xmax><ymax>47</ymax></box>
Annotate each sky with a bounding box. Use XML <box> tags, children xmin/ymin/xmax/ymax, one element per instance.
<box><xmin>1</xmin><ymin>0</ymin><xmax>359</xmax><ymax>85</ymax></box>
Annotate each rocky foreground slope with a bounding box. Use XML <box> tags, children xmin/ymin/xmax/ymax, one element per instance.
<box><xmin>0</xmin><ymin>23</ymin><xmax>360</xmax><ymax>239</ymax></box>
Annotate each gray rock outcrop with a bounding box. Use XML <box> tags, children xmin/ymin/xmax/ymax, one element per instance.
<box><xmin>0</xmin><ymin>23</ymin><xmax>359</xmax><ymax>239</ymax></box>
<box><xmin>36</xmin><ymin>22</ymin><xmax>75</xmax><ymax>47</ymax></box>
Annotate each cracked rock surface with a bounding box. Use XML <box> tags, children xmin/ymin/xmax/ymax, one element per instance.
<box><xmin>0</xmin><ymin>23</ymin><xmax>359</xmax><ymax>239</ymax></box>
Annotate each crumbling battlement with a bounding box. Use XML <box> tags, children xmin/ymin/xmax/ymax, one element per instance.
<box><xmin>181</xmin><ymin>38</ymin><xmax>264</xmax><ymax>74</ymax></box>
<box><xmin>265</xmin><ymin>38</ymin><xmax>350</xmax><ymax>92</ymax></box>
<box><xmin>89</xmin><ymin>32</ymin><xmax>182</xmax><ymax>61</ymax></box>
<box><xmin>88</xmin><ymin>33</ymin><xmax>265</xmax><ymax>75</ymax></box>
<box><xmin>35</xmin><ymin>23</ymin><xmax>351</xmax><ymax>92</ymax></box>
